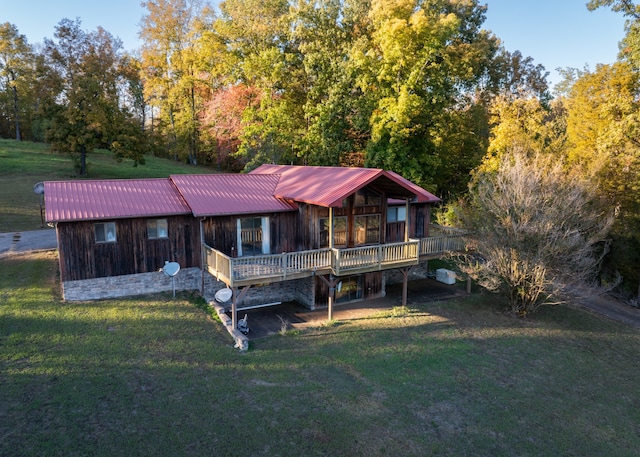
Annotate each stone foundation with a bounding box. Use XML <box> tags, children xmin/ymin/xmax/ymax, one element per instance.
<box><xmin>384</xmin><ymin>262</ymin><xmax>430</xmax><ymax>285</ymax></box>
<box><xmin>62</xmin><ymin>267</ymin><xmax>204</xmax><ymax>301</ymax></box>
<box><xmin>61</xmin><ymin>264</ymin><xmax>430</xmax><ymax>305</ymax></box>
<box><xmin>207</xmin><ymin>276</ymin><xmax>317</xmax><ymax>310</ymax></box>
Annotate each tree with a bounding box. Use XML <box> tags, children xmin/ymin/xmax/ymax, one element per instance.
<box><xmin>361</xmin><ymin>0</ymin><xmax>500</xmax><ymax>191</ymax></box>
<box><xmin>216</xmin><ymin>0</ymin><xmax>303</xmax><ymax>169</ymax></box>
<box><xmin>587</xmin><ymin>1</ymin><xmax>640</xmax><ymax>67</ymax></box>
<box><xmin>0</xmin><ymin>23</ymin><xmax>35</xmax><ymax>141</ymax></box>
<box><xmin>200</xmin><ymin>83</ymin><xmax>261</xmax><ymax>170</ymax></box>
<box><xmin>140</xmin><ymin>0</ymin><xmax>212</xmax><ymax>164</ymax></box>
<box><xmin>44</xmin><ymin>19</ymin><xmax>146</xmax><ymax>175</ymax></box>
<box><xmin>460</xmin><ymin>150</ymin><xmax>613</xmax><ymax>315</ymax></box>
<box><xmin>290</xmin><ymin>0</ymin><xmax>373</xmax><ymax>166</ymax></box>
<box><xmin>565</xmin><ymin>61</ymin><xmax>640</xmax><ymax>299</ymax></box>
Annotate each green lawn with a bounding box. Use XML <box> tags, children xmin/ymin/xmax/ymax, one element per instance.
<box><xmin>2</xmin><ymin>252</ymin><xmax>639</xmax><ymax>457</ymax></box>
<box><xmin>0</xmin><ymin>139</ymin><xmax>218</xmax><ymax>232</ymax></box>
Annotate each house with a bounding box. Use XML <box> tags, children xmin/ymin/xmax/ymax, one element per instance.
<box><xmin>45</xmin><ymin>165</ymin><xmax>467</xmax><ymax>327</ymax></box>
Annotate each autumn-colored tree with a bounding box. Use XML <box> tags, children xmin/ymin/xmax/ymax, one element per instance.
<box><xmin>588</xmin><ymin>1</ymin><xmax>640</xmax><ymax>67</ymax></box>
<box><xmin>200</xmin><ymin>83</ymin><xmax>261</xmax><ymax>170</ymax></box>
<box><xmin>565</xmin><ymin>61</ymin><xmax>640</xmax><ymax>299</ymax></box>
<box><xmin>215</xmin><ymin>0</ymin><xmax>303</xmax><ymax>169</ymax></box>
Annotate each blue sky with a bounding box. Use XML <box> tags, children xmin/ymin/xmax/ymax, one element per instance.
<box><xmin>4</xmin><ymin>0</ymin><xmax>628</xmax><ymax>87</ymax></box>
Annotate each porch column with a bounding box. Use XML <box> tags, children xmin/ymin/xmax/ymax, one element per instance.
<box><xmin>200</xmin><ymin>218</ymin><xmax>205</xmax><ymax>295</ymax></box>
<box><xmin>318</xmin><ymin>274</ymin><xmax>338</xmax><ymax>322</ymax></box>
<box><xmin>404</xmin><ymin>198</ymin><xmax>410</xmax><ymax>242</ymax></box>
<box><xmin>329</xmin><ymin>206</ymin><xmax>334</xmax><ymax>249</ymax></box>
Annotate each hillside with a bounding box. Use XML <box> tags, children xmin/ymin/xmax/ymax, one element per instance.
<box><xmin>0</xmin><ymin>139</ymin><xmax>219</xmax><ymax>232</ymax></box>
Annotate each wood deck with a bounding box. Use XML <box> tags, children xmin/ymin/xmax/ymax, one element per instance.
<box><xmin>204</xmin><ymin>225</ymin><xmax>468</xmax><ymax>287</ymax></box>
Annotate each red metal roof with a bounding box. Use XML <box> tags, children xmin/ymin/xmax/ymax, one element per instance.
<box><xmin>45</xmin><ymin>178</ymin><xmax>191</xmax><ymax>223</ymax></box>
<box><xmin>251</xmin><ymin>164</ymin><xmax>440</xmax><ymax>206</ymax></box>
<box><xmin>45</xmin><ymin>167</ymin><xmax>438</xmax><ymax>223</ymax></box>
<box><xmin>169</xmin><ymin>174</ymin><xmax>297</xmax><ymax>216</ymax></box>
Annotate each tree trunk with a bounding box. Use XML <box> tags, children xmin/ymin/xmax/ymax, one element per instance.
<box><xmin>80</xmin><ymin>144</ymin><xmax>87</xmax><ymax>176</ymax></box>
<box><xmin>10</xmin><ymin>73</ymin><xmax>21</xmax><ymax>141</ymax></box>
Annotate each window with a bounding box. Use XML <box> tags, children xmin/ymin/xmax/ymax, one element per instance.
<box><xmin>354</xmin><ymin>188</ymin><xmax>381</xmax><ymax>206</ymax></box>
<box><xmin>387</xmin><ymin>206</ymin><xmax>407</xmax><ymax>223</ymax></box>
<box><xmin>95</xmin><ymin>222</ymin><xmax>116</xmax><ymax>243</ymax></box>
<box><xmin>147</xmin><ymin>219</ymin><xmax>168</xmax><ymax>239</ymax></box>
<box><xmin>320</xmin><ymin>216</ymin><xmax>347</xmax><ymax>247</ymax></box>
<box><xmin>237</xmin><ymin>217</ymin><xmax>269</xmax><ymax>256</ymax></box>
<box><xmin>355</xmin><ymin>215</ymin><xmax>380</xmax><ymax>245</ymax></box>
<box><xmin>335</xmin><ymin>276</ymin><xmax>363</xmax><ymax>303</ymax></box>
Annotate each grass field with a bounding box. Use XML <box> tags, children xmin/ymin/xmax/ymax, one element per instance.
<box><xmin>0</xmin><ymin>139</ymin><xmax>217</xmax><ymax>232</ymax></box>
<box><xmin>1</xmin><ymin>252</ymin><xmax>639</xmax><ymax>457</ymax></box>
<box><xmin>1</xmin><ymin>139</ymin><xmax>639</xmax><ymax>456</ymax></box>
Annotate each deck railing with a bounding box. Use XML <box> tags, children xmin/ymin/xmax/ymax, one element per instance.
<box><xmin>332</xmin><ymin>241</ymin><xmax>419</xmax><ymax>276</ymax></box>
<box><xmin>204</xmin><ymin>225</ymin><xmax>468</xmax><ymax>286</ymax></box>
<box><xmin>205</xmin><ymin>245</ymin><xmax>334</xmax><ymax>285</ymax></box>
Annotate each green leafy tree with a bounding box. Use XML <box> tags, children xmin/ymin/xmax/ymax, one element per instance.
<box><xmin>290</xmin><ymin>0</ymin><xmax>373</xmax><ymax>166</ymax></box>
<box><xmin>361</xmin><ymin>0</ymin><xmax>499</xmax><ymax>191</ymax></box>
<box><xmin>0</xmin><ymin>22</ymin><xmax>35</xmax><ymax>141</ymax></box>
<box><xmin>44</xmin><ymin>19</ymin><xmax>146</xmax><ymax>175</ymax></box>
<box><xmin>140</xmin><ymin>0</ymin><xmax>212</xmax><ymax>164</ymax></box>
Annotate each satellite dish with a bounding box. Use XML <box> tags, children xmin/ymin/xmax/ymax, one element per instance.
<box><xmin>33</xmin><ymin>182</ymin><xmax>45</xmax><ymax>195</ymax></box>
<box><xmin>215</xmin><ymin>287</ymin><xmax>232</xmax><ymax>303</ymax></box>
<box><xmin>161</xmin><ymin>261</ymin><xmax>180</xmax><ymax>298</ymax></box>
<box><xmin>162</xmin><ymin>261</ymin><xmax>180</xmax><ymax>277</ymax></box>
<box><xmin>337</xmin><ymin>281</ymin><xmax>343</xmax><ymax>293</ymax></box>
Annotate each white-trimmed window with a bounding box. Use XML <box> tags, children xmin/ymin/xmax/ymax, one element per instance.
<box><xmin>95</xmin><ymin>222</ymin><xmax>116</xmax><ymax>243</ymax></box>
<box><xmin>147</xmin><ymin>219</ymin><xmax>168</xmax><ymax>239</ymax></box>
<box><xmin>387</xmin><ymin>206</ymin><xmax>407</xmax><ymax>223</ymax></box>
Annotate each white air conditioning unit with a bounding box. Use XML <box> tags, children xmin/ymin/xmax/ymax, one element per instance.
<box><xmin>435</xmin><ymin>268</ymin><xmax>456</xmax><ymax>285</ymax></box>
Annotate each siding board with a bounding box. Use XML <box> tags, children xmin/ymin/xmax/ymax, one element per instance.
<box><xmin>57</xmin><ymin>215</ymin><xmax>201</xmax><ymax>281</ymax></box>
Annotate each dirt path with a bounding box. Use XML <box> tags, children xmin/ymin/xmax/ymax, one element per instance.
<box><xmin>569</xmin><ymin>286</ymin><xmax>640</xmax><ymax>329</ymax></box>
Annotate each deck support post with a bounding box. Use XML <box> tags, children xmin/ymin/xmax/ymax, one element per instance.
<box><xmin>328</xmin><ymin>274</ymin><xmax>335</xmax><ymax>321</ymax></box>
<box><xmin>231</xmin><ymin>285</ymin><xmax>252</xmax><ymax>329</ymax></box>
<box><xmin>318</xmin><ymin>274</ymin><xmax>339</xmax><ymax>322</ymax></box>
<box><xmin>400</xmin><ymin>267</ymin><xmax>411</xmax><ymax>308</ymax></box>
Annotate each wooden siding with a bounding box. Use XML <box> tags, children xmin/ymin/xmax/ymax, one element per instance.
<box><xmin>385</xmin><ymin>202</ymin><xmax>431</xmax><ymax>242</ymax></box>
<box><xmin>57</xmin><ymin>215</ymin><xmax>201</xmax><ymax>281</ymax></box>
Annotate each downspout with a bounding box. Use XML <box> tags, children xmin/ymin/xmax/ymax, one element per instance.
<box><xmin>200</xmin><ymin>217</ymin><xmax>206</xmax><ymax>296</ymax></box>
